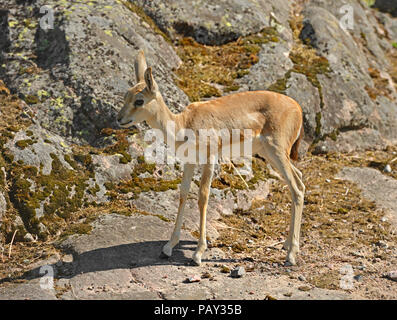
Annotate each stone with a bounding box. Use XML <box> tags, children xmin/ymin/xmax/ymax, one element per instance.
<box><xmin>386</xmin><ymin>271</ymin><xmax>397</xmax><ymax>282</ymax></box>
<box><xmin>231</xmin><ymin>266</ymin><xmax>245</xmax><ymax>278</ymax></box>
<box><xmin>186</xmin><ymin>275</ymin><xmax>201</xmax><ymax>283</ymax></box>
<box><xmin>298</xmin><ymin>275</ymin><xmax>307</xmax><ymax>282</ymax></box>
<box><xmin>23</xmin><ymin>233</ymin><xmax>35</xmax><ymax>242</ymax></box>
<box><xmin>135</xmin><ymin>0</ymin><xmax>292</xmax><ymax>45</ymax></box>
<box><xmin>383</xmin><ymin>164</ymin><xmax>392</xmax><ymax>173</ymax></box>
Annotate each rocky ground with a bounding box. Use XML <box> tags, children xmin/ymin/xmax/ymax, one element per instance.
<box><xmin>0</xmin><ymin>0</ymin><xmax>397</xmax><ymax>300</ymax></box>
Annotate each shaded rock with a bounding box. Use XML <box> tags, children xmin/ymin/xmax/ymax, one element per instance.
<box><xmin>373</xmin><ymin>0</ymin><xmax>397</xmax><ymax>17</ymax></box>
<box><xmin>135</xmin><ymin>0</ymin><xmax>292</xmax><ymax>45</ymax></box>
<box><xmin>231</xmin><ymin>266</ymin><xmax>245</xmax><ymax>278</ymax></box>
<box><xmin>299</xmin><ymin>18</ymin><xmax>318</xmax><ymax>48</ymax></box>
<box><xmin>386</xmin><ymin>271</ymin><xmax>397</xmax><ymax>281</ymax></box>
<box><xmin>2</xmin><ymin>0</ymin><xmax>189</xmax><ymax>146</ymax></box>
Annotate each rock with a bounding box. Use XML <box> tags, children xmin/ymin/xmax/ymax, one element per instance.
<box><xmin>298</xmin><ymin>275</ymin><xmax>306</xmax><ymax>282</ymax></box>
<box><xmin>298</xmin><ymin>285</ymin><xmax>311</xmax><ymax>292</ymax></box>
<box><xmin>186</xmin><ymin>275</ymin><xmax>201</xmax><ymax>283</ymax></box>
<box><xmin>135</xmin><ymin>0</ymin><xmax>292</xmax><ymax>45</ymax></box>
<box><xmin>299</xmin><ymin>18</ymin><xmax>318</xmax><ymax>48</ymax></box>
<box><xmin>2</xmin><ymin>0</ymin><xmax>189</xmax><ymax>147</ymax></box>
<box><xmin>23</xmin><ymin>233</ymin><xmax>35</xmax><ymax>242</ymax></box>
<box><xmin>354</xmin><ymin>275</ymin><xmax>363</xmax><ymax>282</ymax></box>
<box><xmin>383</xmin><ymin>164</ymin><xmax>392</xmax><ymax>173</ymax></box>
<box><xmin>386</xmin><ymin>271</ymin><xmax>397</xmax><ymax>281</ymax></box>
<box><xmin>230</xmin><ymin>266</ymin><xmax>245</xmax><ymax>278</ymax></box>
<box><xmin>220</xmin><ymin>265</ymin><xmax>230</xmax><ymax>273</ymax></box>
<box><xmin>373</xmin><ymin>0</ymin><xmax>397</xmax><ymax>17</ymax></box>
<box><xmin>375</xmin><ymin>240</ymin><xmax>388</xmax><ymax>249</ymax></box>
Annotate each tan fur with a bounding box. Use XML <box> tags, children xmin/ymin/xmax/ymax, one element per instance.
<box><xmin>117</xmin><ymin>50</ymin><xmax>305</xmax><ymax>266</ymax></box>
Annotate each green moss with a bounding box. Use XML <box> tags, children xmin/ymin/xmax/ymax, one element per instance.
<box><xmin>101</xmin><ymin>128</ymin><xmax>135</xmax><ymax>164</ymax></box>
<box><xmin>15</xmin><ymin>139</ymin><xmax>34</xmax><ymax>149</ymax></box>
<box><xmin>267</xmin><ymin>70</ymin><xmax>292</xmax><ymax>94</ymax></box>
<box><xmin>60</xmin><ymin>223</ymin><xmax>92</xmax><ymax>238</ymax></box>
<box><xmin>107</xmin><ymin>155</ymin><xmax>180</xmax><ymax>199</ymax></box>
<box><xmin>155</xmin><ymin>214</ymin><xmax>171</xmax><ymax>222</ymax></box>
<box><xmin>175</xmin><ymin>27</ymin><xmax>279</xmax><ymax>102</ymax></box>
<box><xmin>315</xmin><ymin>112</ymin><xmax>322</xmax><ymax>139</ymax></box>
<box><xmin>24</xmin><ymin>95</ymin><xmax>39</xmax><ymax>105</ymax></box>
<box><xmin>26</xmin><ymin>130</ymin><xmax>34</xmax><ymax>137</ymax></box>
<box><xmin>87</xmin><ymin>183</ymin><xmax>100</xmax><ymax>196</ymax></box>
<box><xmin>122</xmin><ymin>1</ymin><xmax>172</xmax><ymax>44</ymax></box>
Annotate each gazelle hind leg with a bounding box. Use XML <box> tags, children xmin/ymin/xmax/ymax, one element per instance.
<box><xmin>283</xmin><ymin>162</ymin><xmax>305</xmax><ymax>251</ymax></box>
<box><xmin>260</xmin><ymin>144</ymin><xmax>305</xmax><ymax>265</ymax></box>
<box><xmin>162</xmin><ymin>163</ymin><xmax>195</xmax><ymax>258</ymax></box>
<box><xmin>192</xmin><ymin>162</ymin><xmax>215</xmax><ymax>266</ymax></box>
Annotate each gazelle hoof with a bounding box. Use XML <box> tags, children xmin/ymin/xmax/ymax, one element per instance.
<box><xmin>161</xmin><ymin>244</ymin><xmax>173</xmax><ymax>258</ymax></box>
<box><xmin>191</xmin><ymin>254</ymin><xmax>202</xmax><ymax>266</ymax></box>
<box><xmin>285</xmin><ymin>254</ymin><xmax>297</xmax><ymax>266</ymax></box>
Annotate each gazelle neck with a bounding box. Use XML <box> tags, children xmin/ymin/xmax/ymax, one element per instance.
<box><xmin>147</xmin><ymin>94</ymin><xmax>183</xmax><ymax>144</ymax></box>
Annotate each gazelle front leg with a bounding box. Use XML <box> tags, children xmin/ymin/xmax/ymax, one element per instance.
<box><xmin>161</xmin><ymin>163</ymin><xmax>196</xmax><ymax>258</ymax></box>
<box><xmin>192</xmin><ymin>162</ymin><xmax>215</xmax><ymax>266</ymax></box>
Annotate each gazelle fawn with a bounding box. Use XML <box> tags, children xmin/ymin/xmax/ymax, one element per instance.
<box><xmin>117</xmin><ymin>50</ymin><xmax>305</xmax><ymax>266</ymax></box>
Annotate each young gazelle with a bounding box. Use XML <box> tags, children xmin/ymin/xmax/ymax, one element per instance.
<box><xmin>117</xmin><ymin>50</ymin><xmax>305</xmax><ymax>266</ymax></box>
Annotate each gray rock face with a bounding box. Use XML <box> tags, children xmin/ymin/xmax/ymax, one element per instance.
<box><xmin>286</xmin><ymin>73</ymin><xmax>321</xmax><ymax>140</ymax></box>
<box><xmin>1</xmin><ymin>0</ymin><xmax>189</xmax><ymax>146</ymax></box>
<box><xmin>135</xmin><ymin>0</ymin><xmax>292</xmax><ymax>45</ymax></box>
<box><xmin>296</xmin><ymin>3</ymin><xmax>397</xmax><ymax>149</ymax></box>
<box><xmin>237</xmin><ymin>40</ymin><xmax>293</xmax><ymax>92</ymax></box>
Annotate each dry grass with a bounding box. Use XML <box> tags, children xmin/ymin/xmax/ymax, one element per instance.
<box><xmin>212</xmin><ymin>147</ymin><xmax>397</xmax><ymax>299</ymax></box>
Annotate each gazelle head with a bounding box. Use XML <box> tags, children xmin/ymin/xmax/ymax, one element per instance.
<box><xmin>117</xmin><ymin>50</ymin><xmax>161</xmax><ymax>128</ymax></box>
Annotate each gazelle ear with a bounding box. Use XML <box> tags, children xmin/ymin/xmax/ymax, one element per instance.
<box><xmin>144</xmin><ymin>67</ymin><xmax>157</xmax><ymax>93</ymax></box>
<box><xmin>134</xmin><ymin>49</ymin><xmax>147</xmax><ymax>82</ymax></box>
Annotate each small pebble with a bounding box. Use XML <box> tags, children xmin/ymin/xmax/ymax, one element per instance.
<box><xmin>186</xmin><ymin>275</ymin><xmax>201</xmax><ymax>283</ymax></box>
<box><xmin>220</xmin><ymin>265</ymin><xmax>230</xmax><ymax>273</ymax></box>
<box><xmin>23</xmin><ymin>233</ymin><xmax>35</xmax><ymax>242</ymax></box>
<box><xmin>298</xmin><ymin>285</ymin><xmax>311</xmax><ymax>292</ymax></box>
<box><xmin>386</xmin><ymin>271</ymin><xmax>397</xmax><ymax>282</ymax></box>
<box><xmin>383</xmin><ymin>164</ymin><xmax>392</xmax><ymax>173</ymax></box>
<box><xmin>375</xmin><ymin>240</ymin><xmax>388</xmax><ymax>249</ymax></box>
<box><xmin>231</xmin><ymin>266</ymin><xmax>245</xmax><ymax>278</ymax></box>
<box><xmin>354</xmin><ymin>274</ymin><xmax>363</xmax><ymax>282</ymax></box>
<box><xmin>298</xmin><ymin>275</ymin><xmax>306</xmax><ymax>282</ymax></box>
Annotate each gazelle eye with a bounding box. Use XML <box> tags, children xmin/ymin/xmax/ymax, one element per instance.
<box><xmin>134</xmin><ymin>99</ymin><xmax>144</xmax><ymax>107</ymax></box>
